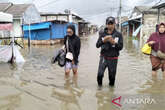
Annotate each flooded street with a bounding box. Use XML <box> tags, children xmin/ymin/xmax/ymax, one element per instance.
<box><xmin>0</xmin><ymin>33</ymin><xmax>165</xmax><ymax>110</ymax></box>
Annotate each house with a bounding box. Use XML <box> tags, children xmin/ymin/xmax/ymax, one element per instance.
<box><xmin>120</xmin><ymin>16</ymin><xmax>129</xmax><ymax>36</ymax></box>
<box><xmin>122</xmin><ymin>6</ymin><xmax>165</xmax><ymax>47</ymax></box>
<box><xmin>89</xmin><ymin>24</ymin><xmax>98</xmax><ymax>34</ymax></box>
<box><xmin>0</xmin><ymin>3</ymin><xmax>41</xmax><ymax>37</ymax></box>
<box><xmin>152</xmin><ymin>2</ymin><xmax>165</xmax><ymax>26</ymax></box>
<box><xmin>0</xmin><ymin>12</ymin><xmax>13</xmax><ymax>38</ymax></box>
<box><xmin>41</xmin><ymin>10</ymin><xmax>84</xmax><ymax>23</ymax></box>
<box><xmin>22</xmin><ymin>20</ymin><xmax>78</xmax><ymax>45</ymax></box>
<box><xmin>78</xmin><ymin>20</ymin><xmax>90</xmax><ymax>36</ymax></box>
<box><xmin>40</xmin><ymin>11</ymin><xmax>90</xmax><ymax>36</ymax></box>
<box><xmin>40</xmin><ymin>12</ymin><xmax>69</xmax><ymax>22</ymax></box>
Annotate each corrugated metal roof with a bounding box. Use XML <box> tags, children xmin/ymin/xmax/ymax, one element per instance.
<box><xmin>0</xmin><ymin>3</ymin><xmax>32</xmax><ymax>17</ymax></box>
<box><xmin>153</xmin><ymin>2</ymin><xmax>165</xmax><ymax>9</ymax></box>
<box><xmin>5</xmin><ymin>4</ymin><xmax>32</xmax><ymax>17</ymax></box>
<box><xmin>135</xmin><ymin>6</ymin><xmax>158</xmax><ymax>14</ymax></box>
<box><xmin>0</xmin><ymin>3</ymin><xmax>11</xmax><ymax>12</ymax></box>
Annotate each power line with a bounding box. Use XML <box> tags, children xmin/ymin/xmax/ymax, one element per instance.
<box><xmin>82</xmin><ymin>8</ymin><xmax>119</xmax><ymax>18</ymax></box>
<box><xmin>119</xmin><ymin>0</ymin><xmax>122</xmax><ymax>32</ymax></box>
<box><xmin>74</xmin><ymin>7</ymin><xmax>119</xmax><ymax>17</ymax></box>
<box><xmin>37</xmin><ymin>0</ymin><xmax>61</xmax><ymax>8</ymax></box>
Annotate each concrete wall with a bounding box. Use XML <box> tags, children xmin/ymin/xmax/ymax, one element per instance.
<box><xmin>41</xmin><ymin>15</ymin><xmax>68</xmax><ymax>22</ymax></box>
<box><xmin>140</xmin><ymin>13</ymin><xmax>165</xmax><ymax>47</ymax></box>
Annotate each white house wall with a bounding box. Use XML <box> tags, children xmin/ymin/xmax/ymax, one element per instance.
<box><xmin>47</xmin><ymin>16</ymin><xmax>57</xmax><ymax>21</ymax></box>
<box><xmin>57</xmin><ymin>16</ymin><xmax>68</xmax><ymax>22</ymax></box>
<box><xmin>13</xmin><ymin>19</ymin><xmax>22</xmax><ymax>37</ymax></box>
<box><xmin>23</xmin><ymin>4</ymin><xmax>41</xmax><ymax>24</ymax></box>
<box><xmin>41</xmin><ymin>16</ymin><xmax>47</xmax><ymax>22</ymax></box>
<box><xmin>41</xmin><ymin>15</ymin><xmax>68</xmax><ymax>22</ymax></box>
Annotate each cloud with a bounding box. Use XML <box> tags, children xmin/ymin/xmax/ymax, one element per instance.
<box><xmin>8</xmin><ymin>0</ymin><xmax>160</xmax><ymax>25</ymax></box>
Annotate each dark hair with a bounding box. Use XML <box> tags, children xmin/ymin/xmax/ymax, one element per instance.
<box><xmin>67</xmin><ymin>24</ymin><xmax>76</xmax><ymax>35</ymax></box>
<box><xmin>159</xmin><ymin>23</ymin><xmax>165</xmax><ymax>27</ymax></box>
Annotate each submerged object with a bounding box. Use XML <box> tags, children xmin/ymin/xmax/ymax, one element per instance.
<box><xmin>0</xmin><ymin>45</ymin><xmax>25</xmax><ymax>63</ymax></box>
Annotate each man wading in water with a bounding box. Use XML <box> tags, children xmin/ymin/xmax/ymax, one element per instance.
<box><xmin>96</xmin><ymin>16</ymin><xmax>123</xmax><ymax>88</ymax></box>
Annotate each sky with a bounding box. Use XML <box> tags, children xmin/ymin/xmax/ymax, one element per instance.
<box><xmin>0</xmin><ymin>0</ymin><xmax>164</xmax><ymax>26</ymax></box>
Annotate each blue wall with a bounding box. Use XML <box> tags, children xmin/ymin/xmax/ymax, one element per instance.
<box><xmin>51</xmin><ymin>23</ymin><xmax>67</xmax><ymax>39</ymax></box>
<box><xmin>23</xmin><ymin>22</ymin><xmax>78</xmax><ymax>40</ymax></box>
<box><xmin>24</xmin><ymin>29</ymin><xmax>51</xmax><ymax>40</ymax></box>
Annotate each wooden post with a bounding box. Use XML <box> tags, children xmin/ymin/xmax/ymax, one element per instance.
<box><xmin>50</xmin><ymin>23</ymin><xmax>52</xmax><ymax>40</ymax></box>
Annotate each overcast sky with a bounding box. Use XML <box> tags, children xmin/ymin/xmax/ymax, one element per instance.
<box><xmin>1</xmin><ymin>0</ymin><xmax>164</xmax><ymax>25</ymax></box>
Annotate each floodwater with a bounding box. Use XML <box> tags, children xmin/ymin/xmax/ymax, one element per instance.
<box><xmin>0</xmin><ymin>33</ymin><xmax>165</xmax><ymax>110</ymax></box>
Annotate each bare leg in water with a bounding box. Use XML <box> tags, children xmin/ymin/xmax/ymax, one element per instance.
<box><xmin>163</xmin><ymin>71</ymin><xmax>165</xmax><ymax>78</ymax></box>
<box><xmin>73</xmin><ymin>68</ymin><xmax>78</xmax><ymax>77</ymax></box>
<box><xmin>65</xmin><ymin>69</ymin><xmax>71</xmax><ymax>79</ymax></box>
<box><xmin>152</xmin><ymin>71</ymin><xmax>157</xmax><ymax>77</ymax></box>
<box><xmin>65</xmin><ymin>68</ymin><xmax>78</xmax><ymax>79</ymax></box>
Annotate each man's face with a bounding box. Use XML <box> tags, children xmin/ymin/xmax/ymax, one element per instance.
<box><xmin>106</xmin><ymin>22</ymin><xmax>115</xmax><ymax>31</ymax></box>
<box><xmin>67</xmin><ymin>28</ymin><xmax>74</xmax><ymax>36</ymax></box>
<box><xmin>159</xmin><ymin>25</ymin><xmax>165</xmax><ymax>34</ymax></box>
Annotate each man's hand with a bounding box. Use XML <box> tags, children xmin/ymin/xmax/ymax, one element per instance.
<box><xmin>109</xmin><ymin>37</ymin><xmax>115</xmax><ymax>45</ymax></box>
<box><xmin>103</xmin><ymin>35</ymin><xmax>112</xmax><ymax>43</ymax></box>
<box><xmin>148</xmin><ymin>41</ymin><xmax>155</xmax><ymax>45</ymax></box>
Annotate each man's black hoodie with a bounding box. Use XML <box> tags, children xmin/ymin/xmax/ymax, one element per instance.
<box><xmin>96</xmin><ymin>28</ymin><xmax>123</xmax><ymax>57</ymax></box>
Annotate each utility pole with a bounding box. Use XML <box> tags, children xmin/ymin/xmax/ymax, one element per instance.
<box><xmin>157</xmin><ymin>8</ymin><xmax>160</xmax><ymax>24</ymax></box>
<box><xmin>119</xmin><ymin>0</ymin><xmax>122</xmax><ymax>32</ymax></box>
<box><xmin>110</xmin><ymin>8</ymin><xmax>112</xmax><ymax>15</ymax></box>
<box><xmin>28</xmin><ymin>21</ymin><xmax>31</xmax><ymax>48</ymax></box>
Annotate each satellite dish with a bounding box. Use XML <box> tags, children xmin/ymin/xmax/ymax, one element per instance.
<box><xmin>64</xmin><ymin>9</ymin><xmax>71</xmax><ymax>14</ymax></box>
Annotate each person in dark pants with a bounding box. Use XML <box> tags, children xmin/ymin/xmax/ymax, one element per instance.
<box><xmin>96</xmin><ymin>16</ymin><xmax>123</xmax><ymax>87</ymax></box>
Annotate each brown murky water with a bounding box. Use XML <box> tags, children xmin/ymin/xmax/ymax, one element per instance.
<box><xmin>0</xmin><ymin>33</ymin><xmax>165</xmax><ymax>110</ymax></box>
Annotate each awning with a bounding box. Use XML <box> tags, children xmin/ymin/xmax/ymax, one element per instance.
<box><xmin>23</xmin><ymin>22</ymin><xmax>51</xmax><ymax>31</ymax></box>
<box><xmin>0</xmin><ymin>23</ymin><xmax>12</xmax><ymax>31</ymax></box>
<box><xmin>122</xmin><ymin>21</ymin><xmax>129</xmax><ymax>27</ymax></box>
<box><xmin>152</xmin><ymin>3</ymin><xmax>165</xmax><ymax>9</ymax></box>
<box><xmin>129</xmin><ymin>14</ymin><xmax>142</xmax><ymax>21</ymax></box>
<box><xmin>133</xmin><ymin>25</ymin><xmax>142</xmax><ymax>37</ymax></box>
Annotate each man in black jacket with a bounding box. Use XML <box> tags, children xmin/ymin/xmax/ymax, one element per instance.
<box><xmin>64</xmin><ymin>25</ymin><xmax>81</xmax><ymax>78</ymax></box>
<box><xmin>96</xmin><ymin>16</ymin><xmax>123</xmax><ymax>87</ymax></box>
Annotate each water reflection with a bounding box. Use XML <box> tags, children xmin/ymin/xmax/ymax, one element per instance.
<box><xmin>95</xmin><ymin>88</ymin><xmax>120</xmax><ymax>110</ymax></box>
<box><xmin>51</xmin><ymin>77</ymin><xmax>84</xmax><ymax>110</ymax></box>
<box><xmin>139</xmin><ymin>77</ymin><xmax>165</xmax><ymax>94</ymax></box>
<box><xmin>0</xmin><ymin>93</ymin><xmax>21</xmax><ymax>110</ymax></box>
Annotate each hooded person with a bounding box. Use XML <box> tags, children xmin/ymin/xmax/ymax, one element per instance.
<box><xmin>64</xmin><ymin>24</ymin><xmax>81</xmax><ymax>77</ymax></box>
<box><xmin>147</xmin><ymin>23</ymin><xmax>165</xmax><ymax>76</ymax></box>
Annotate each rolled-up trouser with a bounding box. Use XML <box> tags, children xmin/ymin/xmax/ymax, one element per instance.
<box><xmin>97</xmin><ymin>56</ymin><xmax>118</xmax><ymax>86</ymax></box>
<box><xmin>150</xmin><ymin>55</ymin><xmax>165</xmax><ymax>72</ymax></box>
